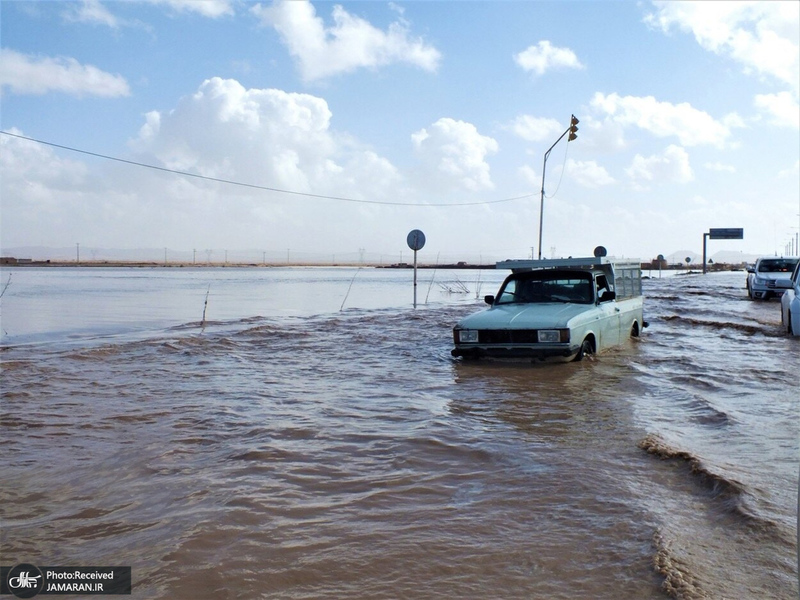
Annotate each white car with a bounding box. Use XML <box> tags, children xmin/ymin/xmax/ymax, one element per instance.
<box><xmin>746</xmin><ymin>257</ymin><xmax>798</xmax><ymax>300</ymax></box>
<box><xmin>780</xmin><ymin>261</ymin><xmax>800</xmax><ymax>336</ymax></box>
<box><xmin>452</xmin><ymin>256</ymin><xmax>645</xmax><ymax>362</ymax></box>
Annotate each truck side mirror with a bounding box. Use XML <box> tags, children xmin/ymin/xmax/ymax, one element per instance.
<box><xmin>484</xmin><ymin>295</ymin><xmax>495</xmax><ymax>305</ymax></box>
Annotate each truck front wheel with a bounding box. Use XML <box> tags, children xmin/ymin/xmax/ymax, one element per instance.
<box><xmin>573</xmin><ymin>337</ymin><xmax>595</xmax><ymax>361</ymax></box>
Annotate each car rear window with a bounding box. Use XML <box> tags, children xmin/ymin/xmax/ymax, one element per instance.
<box><xmin>757</xmin><ymin>259</ymin><xmax>799</xmax><ymax>273</ymax></box>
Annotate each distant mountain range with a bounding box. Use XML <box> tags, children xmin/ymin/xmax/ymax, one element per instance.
<box><xmin>660</xmin><ymin>249</ymin><xmax>766</xmax><ymax>265</ymax></box>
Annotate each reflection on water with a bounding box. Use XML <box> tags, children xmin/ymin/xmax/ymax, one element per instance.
<box><xmin>0</xmin><ymin>268</ymin><xmax>797</xmax><ymax>599</ymax></box>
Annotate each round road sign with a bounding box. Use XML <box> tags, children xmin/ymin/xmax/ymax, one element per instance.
<box><xmin>407</xmin><ymin>229</ymin><xmax>426</xmax><ymax>251</ymax></box>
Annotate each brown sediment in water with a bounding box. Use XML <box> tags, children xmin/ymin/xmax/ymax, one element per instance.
<box><xmin>659</xmin><ymin>315</ymin><xmax>782</xmax><ymax>337</ymax></box>
<box><xmin>639</xmin><ymin>433</ymin><xmax>747</xmax><ymax>498</ymax></box>
<box><xmin>652</xmin><ymin>530</ymin><xmax>708</xmax><ymax>600</ymax></box>
<box><xmin>638</xmin><ymin>434</ymin><xmax>788</xmax><ymax>540</ymax></box>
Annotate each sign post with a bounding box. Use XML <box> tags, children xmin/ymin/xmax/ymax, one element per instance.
<box><xmin>406</xmin><ymin>229</ymin><xmax>426</xmax><ymax>308</ymax></box>
<box><xmin>703</xmin><ymin>228</ymin><xmax>743</xmax><ymax>274</ymax></box>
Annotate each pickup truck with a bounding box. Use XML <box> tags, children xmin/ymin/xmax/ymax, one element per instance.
<box><xmin>452</xmin><ymin>256</ymin><xmax>645</xmax><ymax>361</ymax></box>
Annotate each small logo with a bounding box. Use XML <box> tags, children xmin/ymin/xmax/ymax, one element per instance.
<box><xmin>7</xmin><ymin>564</ymin><xmax>43</xmax><ymax>598</ymax></box>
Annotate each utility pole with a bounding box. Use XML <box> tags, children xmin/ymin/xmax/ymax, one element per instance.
<box><xmin>538</xmin><ymin>115</ymin><xmax>579</xmax><ymax>259</ymax></box>
<box><xmin>76</xmin><ymin>243</ymin><xmax>80</xmax><ymax>264</ymax></box>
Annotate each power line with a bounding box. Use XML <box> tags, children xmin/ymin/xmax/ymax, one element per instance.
<box><xmin>1</xmin><ymin>130</ymin><xmax>535</xmax><ymax>208</ymax></box>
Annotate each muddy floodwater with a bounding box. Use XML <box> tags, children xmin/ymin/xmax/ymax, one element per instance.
<box><xmin>1</xmin><ymin>267</ymin><xmax>797</xmax><ymax>599</ymax></box>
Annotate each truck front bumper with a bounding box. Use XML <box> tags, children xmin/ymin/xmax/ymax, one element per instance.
<box><xmin>451</xmin><ymin>344</ymin><xmax>578</xmax><ymax>360</ymax></box>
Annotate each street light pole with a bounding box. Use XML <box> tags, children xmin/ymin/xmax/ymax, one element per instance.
<box><xmin>538</xmin><ymin>115</ymin><xmax>579</xmax><ymax>260</ymax></box>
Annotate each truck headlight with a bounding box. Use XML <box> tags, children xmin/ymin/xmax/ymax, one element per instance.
<box><xmin>537</xmin><ymin>330</ymin><xmax>560</xmax><ymax>343</ymax></box>
<box><xmin>537</xmin><ymin>329</ymin><xmax>570</xmax><ymax>343</ymax></box>
<box><xmin>458</xmin><ymin>329</ymin><xmax>479</xmax><ymax>343</ymax></box>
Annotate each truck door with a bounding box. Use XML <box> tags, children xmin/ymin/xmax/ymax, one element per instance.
<box><xmin>595</xmin><ymin>274</ymin><xmax>620</xmax><ymax>349</ymax></box>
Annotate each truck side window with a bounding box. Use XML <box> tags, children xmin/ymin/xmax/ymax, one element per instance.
<box><xmin>596</xmin><ymin>275</ymin><xmax>611</xmax><ymax>302</ymax></box>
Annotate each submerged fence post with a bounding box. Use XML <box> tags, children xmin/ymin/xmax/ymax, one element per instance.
<box><xmin>340</xmin><ymin>268</ymin><xmax>361</xmax><ymax>312</ymax></box>
<box><xmin>201</xmin><ymin>285</ymin><xmax>210</xmax><ymax>329</ymax></box>
<box><xmin>425</xmin><ymin>252</ymin><xmax>441</xmax><ymax>305</ymax></box>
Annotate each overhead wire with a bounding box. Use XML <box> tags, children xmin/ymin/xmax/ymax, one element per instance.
<box><xmin>0</xmin><ymin>130</ymin><xmax>536</xmax><ymax>208</ymax></box>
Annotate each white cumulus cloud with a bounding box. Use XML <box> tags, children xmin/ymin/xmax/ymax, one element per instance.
<box><xmin>130</xmin><ymin>77</ymin><xmax>402</xmax><ymax>199</ymax></box>
<box><xmin>1</xmin><ymin>128</ymin><xmax>89</xmax><ymax>191</ymax></box>
<box><xmin>147</xmin><ymin>0</ymin><xmax>235</xmax><ymax>18</ymax></box>
<box><xmin>1</xmin><ymin>77</ymin><xmax>413</xmax><ymax>250</ymax></box>
<box><xmin>754</xmin><ymin>91</ymin><xmax>800</xmax><ymax>128</ymax></box>
<box><xmin>62</xmin><ymin>0</ymin><xmax>236</xmax><ymax>25</ymax></box>
<box><xmin>253</xmin><ymin>0</ymin><xmax>441</xmax><ymax>81</ymax></box>
<box><xmin>704</xmin><ymin>161</ymin><xmax>736</xmax><ymax>173</ymax></box>
<box><xmin>131</xmin><ymin>77</ymin><xmax>410</xmax><ymax>207</ymax></box>
<box><xmin>412</xmin><ymin>118</ymin><xmax>498</xmax><ymax>192</ymax></box>
<box><xmin>626</xmin><ymin>145</ymin><xmax>694</xmax><ymax>189</ymax></box>
<box><xmin>645</xmin><ymin>1</ymin><xmax>800</xmax><ymax>95</ymax></box>
<box><xmin>0</xmin><ymin>49</ymin><xmax>130</xmax><ymax>97</ymax></box>
<box><xmin>591</xmin><ymin>92</ymin><xmax>733</xmax><ymax>148</ymax></box>
<box><xmin>62</xmin><ymin>0</ymin><xmax>119</xmax><ymax>27</ymax></box>
<box><xmin>514</xmin><ymin>40</ymin><xmax>584</xmax><ymax>76</ymax></box>
<box><xmin>0</xmin><ymin>128</ymin><xmax>92</xmax><ymax>243</ymax></box>
<box><xmin>507</xmin><ymin>115</ymin><xmax>565</xmax><ymax>142</ymax></box>
<box><xmin>566</xmin><ymin>159</ymin><xmax>616</xmax><ymax>188</ymax></box>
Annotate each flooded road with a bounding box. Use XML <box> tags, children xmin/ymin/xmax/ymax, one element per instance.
<box><xmin>1</xmin><ymin>267</ymin><xmax>797</xmax><ymax>599</ymax></box>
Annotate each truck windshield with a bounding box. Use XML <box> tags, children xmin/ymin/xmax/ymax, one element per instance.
<box><xmin>496</xmin><ymin>271</ymin><xmax>594</xmax><ymax>304</ymax></box>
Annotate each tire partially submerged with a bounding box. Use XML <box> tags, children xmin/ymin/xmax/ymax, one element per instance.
<box><xmin>573</xmin><ymin>337</ymin><xmax>595</xmax><ymax>361</ymax></box>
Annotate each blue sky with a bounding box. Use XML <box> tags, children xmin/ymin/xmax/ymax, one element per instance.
<box><xmin>1</xmin><ymin>0</ymin><xmax>798</xmax><ymax>263</ymax></box>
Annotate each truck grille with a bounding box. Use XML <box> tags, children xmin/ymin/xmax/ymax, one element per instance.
<box><xmin>478</xmin><ymin>330</ymin><xmax>540</xmax><ymax>344</ymax></box>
